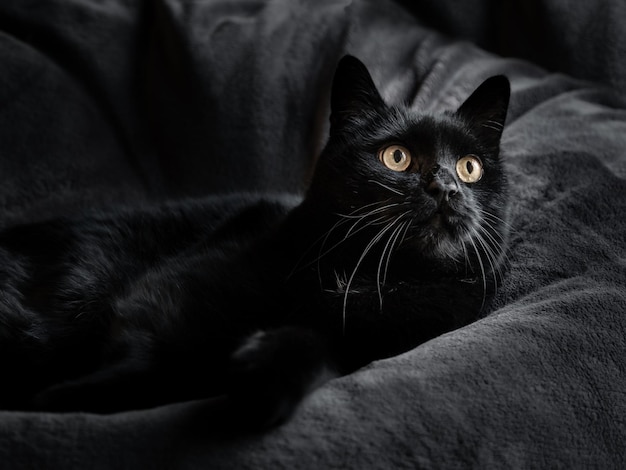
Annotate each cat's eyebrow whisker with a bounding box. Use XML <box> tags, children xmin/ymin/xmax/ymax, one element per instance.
<box><xmin>368</xmin><ymin>180</ymin><xmax>405</xmax><ymax>196</ymax></box>
<box><xmin>482</xmin><ymin>120</ymin><xmax>504</xmax><ymax>132</ymax></box>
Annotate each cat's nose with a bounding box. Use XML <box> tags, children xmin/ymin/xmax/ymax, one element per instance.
<box><xmin>426</xmin><ymin>178</ymin><xmax>459</xmax><ymax>203</ymax></box>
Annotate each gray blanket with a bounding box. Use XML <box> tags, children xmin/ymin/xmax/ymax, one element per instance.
<box><xmin>1</xmin><ymin>0</ymin><xmax>625</xmax><ymax>468</ymax></box>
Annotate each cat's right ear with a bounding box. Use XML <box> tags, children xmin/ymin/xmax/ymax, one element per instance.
<box><xmin>330</xmin><ymin>55</ymin><xmax>386</xmax><ymax>134</ymax></box>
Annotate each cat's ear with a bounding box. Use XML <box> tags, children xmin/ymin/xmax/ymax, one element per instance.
<box><xmin>456</xmin><ymin>75</ymin><xmax>510</xmax><ymax>151</ymax></box>
<box><xmin>330</xmin><ymin>55</ymin><xmax>386</xmax><ymax>133</ymax></box>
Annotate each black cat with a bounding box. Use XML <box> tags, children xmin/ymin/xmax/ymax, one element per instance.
<box><xmin>0</xmin><ymin>55</ymin><xmax>510</xmax><ymax>427</ymax></box>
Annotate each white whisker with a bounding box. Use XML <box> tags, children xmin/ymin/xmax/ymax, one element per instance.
<box><xmin>479</xmin><ymin>208</ymin><xmax>516</xmax><ymax>234</ymax></box>
<box><xmin>376</xmin><ymin>216</ymin><xmax>410</xmax><ymax>310</ymax></box>
<box><xmin>344</xmin><ymin>213</ymin><xmax>390</xmax><ymax>239</ymax></box>
<box><xmin>312</xmin><ymin>214</ymin><xmax>390</xmax><ymax>279</ymax></box>
<box><xmin>476</xmin><ymin>215</ymin><xmax>513</xmax><ymax>274</ymax></box>
<box><xmin>460</xmin><ymin>234</ymin><xmax>471</xmax><ymax>274</ymax></box>
<box><xmin>338</xmin><ymin>202</ymin><xmax>404</xmax><ymax>220</ymax></box>
<box><xmin>472</xmin><ymin>228</ymin><xmax>499</xmax><ymax>299</ymax></box>
<box><xmin>342</xmin><ymin>220</ymin><xmax>399</xmax><ymax>333</ymax></box>
<box><xmin>289</xmin><ymin>200</ymin><xmax>402</xmax><ymax>280</ymax></box>
<box><xmin>336</xmin><ymin>199</ymin><xmax>393</xmax><ymax>218</ymax></box>
<box><xmin>468</xmin><ymin>235</ymin><xmax>487</xmax><ymax>310</ymax></box>
<box><xmin>368</xmin><ymin>179</ymin><xmax>404</xmax><ymax>196</ymax></box>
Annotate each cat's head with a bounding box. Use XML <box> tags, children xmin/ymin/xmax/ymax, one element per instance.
<box><xmin>306</xmin><ymin>55</ymin><xmax>510</xmax><ymax>266</ymax></box>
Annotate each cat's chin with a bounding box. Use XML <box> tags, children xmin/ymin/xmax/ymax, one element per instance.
<box><xmin>405</xmin><ymin>217</ymin><xmax>470</xmax><ymax>261</ymax></box>
<box><xmin>423</xmin><ymin>234</ymin><xmax>464</xmax><ymax>261</ymax></box>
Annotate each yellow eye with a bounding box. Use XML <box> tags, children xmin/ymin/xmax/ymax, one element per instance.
<box><xmin>379</xmin><ymin>145</ymin><xmax>412</xmax><ymax>172</ymax></box>
<box><xmin>456</xmin><ymin>155</ymin><xmax>483</xmax><ymax>183</ymax></box>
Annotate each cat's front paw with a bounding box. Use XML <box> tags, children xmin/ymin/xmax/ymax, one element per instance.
<box><xmin>227</xmin><ymin>327</ymin><xmax>335</xmax><ymax>428</ymax></box>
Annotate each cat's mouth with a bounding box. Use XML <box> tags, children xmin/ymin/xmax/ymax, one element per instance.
<box><xmin>429</xmin><ymin>205</ymin><xmax>460</xmax><ymax>231</ymax></box>
<box><xmin>430</xmin><ymin>210</ymin><xmax>447</xmax><ymax>228</ymax></box>
<box><xmin>405</xmin><ymin>205</ymin><xmax>471</xmax><ymax>259</ymax></box>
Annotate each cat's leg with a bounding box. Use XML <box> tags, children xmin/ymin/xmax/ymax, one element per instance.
<box><xmin>33</xmin><ymin>360</ymin><xmax>163</xmax><ymax>412</ymax></box>
<box><xmin>227</xmin><ymin>326</ymin><xmax>337</xmax><ymax>428</ymax></box>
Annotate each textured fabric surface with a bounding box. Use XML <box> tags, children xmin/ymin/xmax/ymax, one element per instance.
<box><xmin>0</xmin><ymin>0</ymin><xmax>625</xmax><ymax>468</ymax></box>
<box><xmin>398</xmin><ymin>0</ymin><xmax>626</xmax><ymax>95</ymax></box>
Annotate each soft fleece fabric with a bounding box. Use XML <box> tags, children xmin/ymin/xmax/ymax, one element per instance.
<box><xmin>0</xmin><ymin>0</ymin><xmax>625</xmax><ymax>468</ymax></box>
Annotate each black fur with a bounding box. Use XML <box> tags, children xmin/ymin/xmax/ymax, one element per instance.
<box><xmin>0</xmin><ymin>56</ymin><xmax>510</xmax><ymax>427</ymax></box>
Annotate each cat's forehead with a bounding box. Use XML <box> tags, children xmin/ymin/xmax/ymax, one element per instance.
<box><xmin>375</xmin><ymin>108</ymin><xmax>473</xmax><ymax>157</ymax></box>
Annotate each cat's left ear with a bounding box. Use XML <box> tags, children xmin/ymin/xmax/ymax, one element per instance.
<box><xmin>329</xmin><ymin>55</ymin><xmax>386</xmax><ymax>134</ymax></box>
<box><xmin>456</xmin><ymin>75</ymin><xmax>510</xmax><ymax>151</ymax></box>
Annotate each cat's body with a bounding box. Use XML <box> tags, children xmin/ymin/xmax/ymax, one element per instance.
<box><xmin>0</xmin><ymin>56</ymin><xmax>510</xmax><ymax>426</ymax></box>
